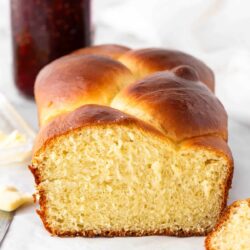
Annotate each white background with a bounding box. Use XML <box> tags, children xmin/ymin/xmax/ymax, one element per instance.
<box><xmin>0</xmin><ymin>0</ymin><xmax>249</xmax><ymax>249</ymax></box>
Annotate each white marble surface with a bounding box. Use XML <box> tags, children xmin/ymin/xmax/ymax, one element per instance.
<box><xmin>0</xmin><ymin>0</ymin><xmax>249</xmax><ymax>249</ymax></box>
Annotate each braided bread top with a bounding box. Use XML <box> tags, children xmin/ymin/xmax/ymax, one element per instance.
<box><xmin>34</xmin><ymin>44</ymin><xmax>227</xmax><ymax>147</ymax></box>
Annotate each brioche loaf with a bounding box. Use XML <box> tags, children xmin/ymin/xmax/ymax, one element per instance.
<box><xmin>205</xmin><ymin>199</ymin><xmax>250</xmax><ymax>250</ymax></box>
<box><xmin>30</xmin><ymin>44</ymin><xmax>233</xmax><ymax>237</ymax></box>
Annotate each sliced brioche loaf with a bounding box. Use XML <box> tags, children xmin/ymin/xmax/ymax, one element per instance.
<box><xmin>205</xmin><ymin>199</ymin><xmax>250</xmax><ymax>250</ymax></box>
<box><xmin>30</xmin><ymin>44</ymin><xmax>233</xmax><ymax>237</ymax></box>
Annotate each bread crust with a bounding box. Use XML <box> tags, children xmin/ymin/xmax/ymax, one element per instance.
<box><xmin>119</xmin><ymin>48</ymin><xmax>215</xmax><ymax>91</ymax></box>
<box><xmin>205</xmin><ymin>199</ymin><xmax>250</xmax><ymax>250</ymax></box>
<box><xmin>71</xmin><ymin>44</ymin><xmax>130</xmax><ymax>59</ymax></box>
<box><xmin>35</xmin><ymin>55</ymin><xmax>134</xmax><ymax>126</ymax></box>
<box><xmin>112</xmin><ymin>69</ymin><xmax>227</xmax><ymax>142</ymax></box>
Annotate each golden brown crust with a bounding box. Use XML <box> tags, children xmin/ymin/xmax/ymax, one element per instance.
<box><xmin>205</xmin><ymin>199</ymin><xmax>250</xmax><ymax>250</ymax></box>
<box><xmin>45</xmin><ymin>229</ymin><xmax>209</xmax><ymax>237</ymax></box>
<box><xmin>112</xmin><ymin>68</ymin><xmax>227</xmax><ymax>142</ymax></box>
<box><xmin>29</xmin><ymin>165</ymin><xmax>41</xmax><ymax>185</ymax></box>
<box><xmin>71</xmin><ymin>44</ymin><xmax>130</xmax><ymax>59</ymax></box>
<box><xmin>35</xmin><ymin>55</ymin><xmax>134</xmax><ymax>126</ymax></box>
<box><xmin>119</xmin><ymin>48</ymin><xmax>215</xmax><ymax>91</ymax></box>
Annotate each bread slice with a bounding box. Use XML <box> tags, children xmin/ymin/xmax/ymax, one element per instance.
<box><xmin>205</xmin><ymin>199</ymin><xmax>250</xmax><ymax>250</ymax></box>
<box><xmin>30</xmin><ymin>104</ymin><xmax>233</xmax><ymax>237</ymax></box>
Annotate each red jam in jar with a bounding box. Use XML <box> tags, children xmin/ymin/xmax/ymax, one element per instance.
<box><xmin>10</xmin><ymin>0</ymin><xmax>91</xmax><ymax>97</ymax></box>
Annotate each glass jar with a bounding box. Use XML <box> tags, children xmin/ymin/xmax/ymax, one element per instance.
<box><xmin>10</xmin><ymin>0</ymin><xmax>91</xmax><ymax>97</ymax></box>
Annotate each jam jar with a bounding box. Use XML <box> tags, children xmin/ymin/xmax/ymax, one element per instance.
<box><xmin>10</xmin><ymin>0</ymin><xmax>91</xmax><ymax>97</ymax></box>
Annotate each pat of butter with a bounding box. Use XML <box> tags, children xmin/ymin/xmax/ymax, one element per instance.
<box><xmin>0</xmin><ymin>130</ymin><xmax>33</xmax><ymax>164</ymax></box>
<box><xmin>0</xmin><ymin>130</ymin><xmax>27</xmax><ymax>149</ymax></box>
<box><xmin>0</xmin><ymin>186</ymin><xmax>33</xmax><ymax>212</ymax></box>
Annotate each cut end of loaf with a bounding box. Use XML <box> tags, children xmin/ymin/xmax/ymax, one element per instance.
<box><xmin>206</xmin><ymin>199</ymin><xmax>250</xmax><ymax>250</ymax></box>
<box><xmin>31</xmin><ymin>124</ymin><xmax>230</xmax><ymax>237</ymax></box>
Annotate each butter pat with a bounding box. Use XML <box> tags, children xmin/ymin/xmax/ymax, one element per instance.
<box><xmin>0</xmin><ymin>130</ymin><xmax>33</xmax><ymax>164</ymax></box>
<box><xmin>0</xmin><ymin>186</ymin><xmax>33</xmax><ymax>212</ymax></box>
<box><xmin>0</xmin><ymin>93</ymin><xmax>35</xmax><ymax>165</ymax></box>
<box><xmin>0</xmin><ymin>130</ymin><xmax>27</xmax><ymax>149</ymax></box>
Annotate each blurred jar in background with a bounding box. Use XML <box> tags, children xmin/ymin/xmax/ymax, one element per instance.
<box><xmin>10</xmin><ymin>0</ymin><xmax>91</xmax><ymax>97</ymax></box>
